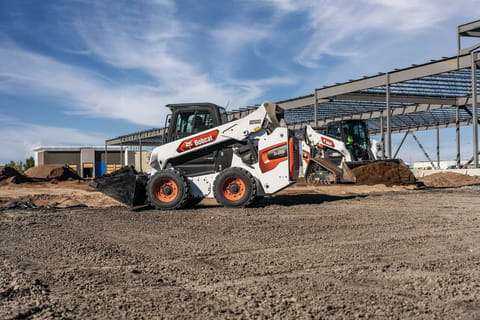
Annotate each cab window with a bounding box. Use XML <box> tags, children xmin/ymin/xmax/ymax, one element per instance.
<box><xmin>327</xmin><ymin>126</ymin><xmax>341</xmax><ymax>139</ymax></box>
<box><xmin>173</xmin><ymin>111</ymin><xmax>214</xmax><ymax>140</ymax></box>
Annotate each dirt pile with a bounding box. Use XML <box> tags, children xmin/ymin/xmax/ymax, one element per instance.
<box><xmin>0</xmin><ymin>166</ymin><xmax>33</xmax><ymax>185</ymax></box>
<box><xmin>419</xmin><ymin>172</ymin><xmax>480</xmax><ymax>187</ymax></box>
<box><xmin>47</xmin><ymin>166</ymin><xmax>82</xmax><ymax>181</ymax></box>
<box><xmin>352</xmin><ymin>161</ymin><xmax>415</xmax><ymax>186</ymax></box>
<box><xmin>101</xmin><ymin>165</ymin><xmax>138</xmax><ymax>177</ymax></box>
<box><xmin>25</xmin><ymin>165</ymin><xmax>82</xmax><ymax>181</ymax></box>
<box><xmin>25</xmin><ymin>164</ymin><xmax>62</xmax><ymax>178</ymax></box>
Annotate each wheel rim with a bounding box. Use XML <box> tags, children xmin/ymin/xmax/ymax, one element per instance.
<box><xmin>155</xmin><ymin>179</ymin><xmax>178</xmax><ymax>203</ymax></box>
<box><xmin>222</xmin><ymin>177</ymin><xmax>246</xmax><ymax>201</ymax></box>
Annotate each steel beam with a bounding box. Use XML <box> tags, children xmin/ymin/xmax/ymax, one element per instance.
<box><xmin>120</xmin><ymin>143</ymin><xmax>123</xmax><ymax>167</ymax></box>
<box><xmin>315</xmin><ymin>54</ymin><xmax>477</xmax><ymax>100</ymax></box>
<box><xmin>393</xmin><ymin>131</ymin><xmax>409</xmax><ymax>159</ymax></box>
<box><xmin>436</xmin><ymin>128</ymin><xmax>440</xmax><ymax>168</ymax></box>
<box><xmin>456</xmin><ymin>106</ymin><xmax>461</xmax><ymax>168</ymax></box>
<box><xmin>472</xmin><ymin>53</ymin><xmax>479</xmax><ymax>168</ymax></box>
<box><xmin>331</xmin><ymin>93</ymin><xmax>456</xmax><ymax>105</ymax></box>
<box><xmin>314</xmin><ymin>89</ymin><xmax>318</xmax><ymax>127</ymax></box>
<box><xmin>139</xmin><ymin>138</ymin><xmax>142</xmax><ymax>173</ymax></box>
<box><xmin>386</xmin><ymin>73</ymin><xmax>392</xmax><ymax>158</ymax></box>
<box><xmin>459</xmin><ymin>20</ymin><xmax>480</xmax><ymax>34</ymax></box>
<box><xmin>368</xmin><ymin>119</ymin><xmax>474</xmax><ymax>135</ymax></box>
<box><xmin>380</xmin><ymin>115</ymin><xmax>385</xmax><ymax>159</ymax></box>
<box><xmin>105</xmin><ymin>143</ymin><xmax>108</xmax><ymax>174</ymax></box>
<box><xmin>411</xmin><ymin>132</ymin><xmax>437</xmax><ymax>169</ymax></box>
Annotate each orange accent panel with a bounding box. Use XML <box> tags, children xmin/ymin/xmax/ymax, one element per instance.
<box><xmin>259</xmin><ymin>142</ymin><xmax>288</xmax><ymax>173</ymax></box>
<box><xmin>289</xmin><ymin>137</ymin><xmax>299</xmax><ymax>181</ymax></box>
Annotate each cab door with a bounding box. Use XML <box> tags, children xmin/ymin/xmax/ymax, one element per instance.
<box><xmin>168</xmin><ymin>107</ymin><xmax>219</xmax><ymax>176</ymax></box>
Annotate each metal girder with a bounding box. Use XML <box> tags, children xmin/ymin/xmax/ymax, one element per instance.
<box><xmin>411</xmin><ymin>132</ymin><xmax>437</xmax><ymax>169</ymax></box>
<box><xmin>394</xmin><ymin>131</ymin><xmax>409</xmax><ymax>159</ymax></box>
<box><xmin>107</xmin><ymin>128</ymin><xmax>166</xmax><ymax>146</ymax></box>
<box><xmin>330</xmin><ymin>92</ymin><xmax>457</xmax><ymax>105</ymax></box>
<box><xmin>315</xmin><ymin>54</ymin><xmax>479</xmax><ymax>100</ymax></box>
<box><xmin>459</xmin><ymin>20</ymin><xmax>480</xmax><ymax>35</ymax></box>
<box><xmin>311</xmin><ymin>102</ymin><xmax>450</xmax><ymax>125</ymax></box>
<box><xmin>368</xmin><ymin>119</ymin><xmax>473</xmax><ymax>135</ymax></box>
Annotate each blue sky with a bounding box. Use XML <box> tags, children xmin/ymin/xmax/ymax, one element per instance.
<box><xmin>1</xmin><ymin>0</ymin><xmax>480</xmax><ymax>165</ymax></box>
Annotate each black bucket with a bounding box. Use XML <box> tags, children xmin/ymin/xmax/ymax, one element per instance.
<box><xmin>90</xmin><ymin>170</ymin><xmax>148</xmax><ymax>207</ymax></box>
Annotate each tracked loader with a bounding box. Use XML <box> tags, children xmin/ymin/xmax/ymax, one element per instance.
<box><xmin>300</xmin><ymin>120</ymin><xmax>399</xmax><ymax>184</ymax></box>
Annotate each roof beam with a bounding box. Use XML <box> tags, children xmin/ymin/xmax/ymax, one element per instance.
<box><xmin>370</xmin><ymin>120</ymin><xmax>473</xmax><ymax>135</ymax></box>
<box><xmin>459</xmin><ymin>20</ymin><xmax>480</xmax><ymax>34</ymax></box>
<box><xmin>315</xmin><ymin>53</ymin><xmax>479</xmax><ymax>100</ymax></box>
<box><xmin>331</xmin><ymin>93</ymin><xmax>457</xmax><ymax>105</ymax></box>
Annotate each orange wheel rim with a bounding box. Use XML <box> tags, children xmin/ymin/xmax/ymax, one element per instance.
<box><xmin>222</xmin><ymin>177</ymin><xmax>246</xmax><ymax>201</ymax></box>
<box><xmin>155</xmin><ymin>179</ymin><xmax>178</xmax><ymax>203</ymax></box>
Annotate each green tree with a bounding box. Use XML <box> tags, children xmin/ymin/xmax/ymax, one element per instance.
<box><xmin>23</xmin><ymin>157</ymin><xmax>35</xmax><ymax>171</ymax></box>
<box><xmin>5</xmin><ymin>161</ymin><xmax>17</xmax><ymax>168</ymax></box>
<box><xmin>5</xmin><ymin>160</ymin><xmax>23</xmax><ymax>171</ymax></box>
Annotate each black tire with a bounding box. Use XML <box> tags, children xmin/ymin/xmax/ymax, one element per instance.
<box><xmin>147</xmin><ymin>170</ymin><xmax>190</xmax><ymax>210</ymax></box>
<box><xmin>213</xmin><ymin>168</ymin><xmax>257</xmax><ymax>208</ymax></box>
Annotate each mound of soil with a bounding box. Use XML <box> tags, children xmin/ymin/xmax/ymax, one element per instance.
<box><xmin>352</xmin><ymin>161</ymin><xmax>415</xmax><ymax>186</ymax></box>
<box><xmin>419</xmin><ymin>172</ymin><xmax>480</xmax><ymax>187</ymax></box>
<box><xmin>25</xmin><ymin>165</ymin><xmax>82</xmax><ymax>181</ymax></box>
<box><xmin>101</xmin><ymin>165</ymin><xmax>138</xmax><ymax>178</ymax></box>
<box><xmin>0</xmin><ymin>166</ymin><xmax>34</xmax><ymax>184</ymax></box>
<box><xmin>25</xmin><ymin>164</ymin><xmax>62</xmax><ymax>178</ymax></box>
<box><xmin>47</xmin><ymin>166</ymin><xmax>82</xmax><ymax>181</ymax></box>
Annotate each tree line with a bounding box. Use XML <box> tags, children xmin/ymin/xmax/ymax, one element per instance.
<box><xmin>4</xmin><ymin>157</ymin><xmax>35</xmax><ymax>172</ymax></box>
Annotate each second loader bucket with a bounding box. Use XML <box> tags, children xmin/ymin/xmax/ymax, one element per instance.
<box><xmin>90</xmin><ymin>167</ymin><xmax>147</xmax><ymax>207</ymax></box>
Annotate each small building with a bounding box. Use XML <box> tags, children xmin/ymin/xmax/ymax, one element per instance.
<box><xmin>32</xmin><ymin>146</ymin><xmax>133</xmax><ymax>178</ymax></box>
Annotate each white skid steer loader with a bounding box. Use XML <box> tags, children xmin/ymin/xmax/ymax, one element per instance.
<box><xmin>92</xmin><ymin>102</ymin><xmax>300</xmax><ymax>210</ymax></box>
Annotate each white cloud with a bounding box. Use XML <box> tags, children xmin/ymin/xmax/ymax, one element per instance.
<box><xmin>260</xmin><ymin>0</ymin><xmax>480</xmax><ymax>67</ymax></box>
<box><xmin>0</xmin><ymin>0</ymin><xmax>294</xmax><ymax>129</ymax></box>
<box><xmin>211</xmin><ymin>24</ymin><xmax>271</xmax><ymax>52</ymax></box>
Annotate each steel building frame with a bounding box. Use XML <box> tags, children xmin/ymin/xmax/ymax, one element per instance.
<box><xmin>106</xmin><ymin>20</ymin><xmax>480</xmax><ymax>169</ymax></box>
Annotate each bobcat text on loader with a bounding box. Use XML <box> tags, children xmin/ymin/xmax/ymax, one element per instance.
<box><xmin>92</xmin><ymin>102</ymin><xmax>300</xmax><ymax>210</ymax></box>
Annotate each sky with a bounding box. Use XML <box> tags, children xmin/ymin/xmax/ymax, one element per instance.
<box><xmin>1</xmin><ymin>0</ymin><xmax>480</xmax><ymax>165</ymax></box>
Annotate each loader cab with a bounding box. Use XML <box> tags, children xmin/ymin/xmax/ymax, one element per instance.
<box><xmin>165</xmin><ymin>103</ymin><xmax>227</xmax><ymax>143</ymax></box>
<box><xmin>163</xmin><ymin>103</ymin><xmax>229</xmax><ymax>176</ymax></box>
<box><xmin>317</xmin><ymin>120</ymin><xmax>372</xmax><ymax>161</ymax></box>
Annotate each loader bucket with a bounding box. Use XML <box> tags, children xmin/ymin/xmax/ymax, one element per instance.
<box><xmin>90</xmin><ymin>171</ymin><xmax>147</xmax><ymax>207</ymax></box>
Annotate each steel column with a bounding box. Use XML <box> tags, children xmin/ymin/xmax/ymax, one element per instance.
<box><xmin>380</xmin><ymin>115</ymin><xmax>385</xmax><ymax>159</ymax></box>
<box><xmin>472</xmin><ymin>53</ymin><xmax>479</xmax><ymax>168</ymax></box>
<box><xmin>393</xmin><ymin>131</ymin><xmax>409</xmax><ymax>159</ymax></box>
<box><xmin>436</xmin><ymin>128</ymin><xmax>440</xmax><ymax>169</ymax></box>
<box><xmin>105</xmin><ymin>143</ymin><xmax>108</xmax><ymax>175</ymax></box>
<box><xmin>386</xmin><ymin>73</ymin><xmax>392</xmax><ymax>159</ymax></box>
<box><xmin>411</xmin><ymin>132</ymin><xmax>436</xmax><ymax>169</ymax></box>
<box><xmin>456</xmin><ymin>106</ymin><xmax>460</xmax><ymax>168</ymax></box>
<box><xmin>314</xmin><ymin>89</ymin><xmax>318</xmax><ymax>127</ymax></box>
<box><xmin>139</xmin><ymin>139</ymin><xmax>143</xmax><ymax>173</ymax></box>
<box><xmin>120</xmin><ymin>143</ymin><xmax>123</xmax><ymax>167</ymax></box>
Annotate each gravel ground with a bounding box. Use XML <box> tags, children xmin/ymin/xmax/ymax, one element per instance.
<box><xmin>1</xmin><ymin>186</ymin><xmax>480</xmax><ymax>319</ymax></box>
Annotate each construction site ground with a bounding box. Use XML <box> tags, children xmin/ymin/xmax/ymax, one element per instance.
<box><xmin>1</xmin><ymin>183</ymin><xmax>480</xmax><ymax>319</ymax></box>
